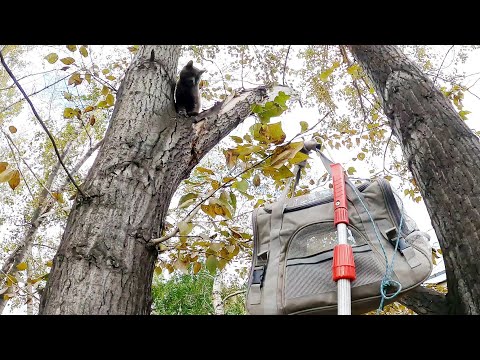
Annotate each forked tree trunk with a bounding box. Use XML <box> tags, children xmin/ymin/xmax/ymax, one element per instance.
<box><xmin>350</xmin><ymin>45</ymin><xmax>480</xmax><ymax>314</ymax></box>
<box><xmin>39</xmin><ymin>45</ymin><xmax>270</xmax><ymax>314</ymax></box>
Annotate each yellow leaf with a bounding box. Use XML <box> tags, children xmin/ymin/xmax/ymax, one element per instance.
<box><xmin>106</xmin><ymin>75</ymin><xmax>116</xmax><ymax>81</ymax></box>
<box><xmin>79</xmin><ymin>46</ymin><xmax>88</xmax><ymax>57</ymax></box>
<box><xmin>193</xmin><ymin>262</ymin><xmax>201</xmax><ymax>274</ymax></box>
<box><xmin>60</xmin><ymin>57</ymin><xmax>75</xmax><ymax>65</ymax></box>
<box><xmin>3</xmin><ymin>294</ymin><xmax>13</xmax><ymax>301</ymax></box>
<box><xmin>8</xmin><ymin>125</ymin><xmax>17</xmax><ymax>133</ymax></box>
<box><xmin>154</xmin><ymin>266</ymin><xmax>162</xmax><ymax>275</ymax></box>
<box><xmin>63</xmin><ymin>92</ymin><xmax>73</xmax><ymax>101</ymax></box>
<box><xmin>102</xmin><ymin>69</ymin><xmax>110</xmax><ymax>75</ymax></box>
<box><xmin>8</xmin><ymin>170</ymin><xmax>20</xmax><ymax>190</ymax></box>
<box><xmin>270</xmin><ymin>142</ymin><xmax>304</xmax><ymax>168</ymax></box>
<box><xmin>357</xmin><ymin>152</ymin><xmax>366</xmax><ymax>161</ymax></box>
<box><xmin>0</xmin><ymin>167</ymin><xmax>15</xmax><ymax>183</ymax></box>
<box><xmin>211</xmin><ymin>180</ymin><xmax>220</xmax><ymax>190</ymax></box>
<box><xmin>85</xmin><ymin>73</ymin><xmax>92</xmax><ymax>84</ymax></box>
<box><xmin>16</xmin><ymin>262</ymin><xmax>27</xmax><ymax>271</ymax></box>
<box><xmin>196</xmin><ymin>167</ymin><xmax>214</xmax><ymax>175</ymax></box>
<box><xmin>51</xmin><ymin>192</ymin><xmax>65</xmax><ymax>203</ymax></box>
<box><xmin>106</xmin><ymin>94</ymin><xmax>115</xmax><ymax>106</ymax></box>
<box><xmin>68</xmin><ymin>73</ymin><xmax>82</xmax><ymax>86</ymax></box>
<box><xmin>101</xmin><ymin>85</ymin><xmax>109</xmax><ymax>96</ymax></box>
<box><xmin>253</xmin><ymin>174</ymin><xmax>261</xmax><ymax>187</ymax></box>
<box><xmin>45</xmin><ymin>53</ymin><xmax>58</xmax><ymax>64</ymax></box>
<box><xmin>84</xmin><ymin>106</ymin><xmax>95</xmax><ymax>113</ymax></box>
<box><xmin>66</xmin><ymin>45</ymin><xmax>77</xmax><ymax>52</ymax></box>
<box><xmin>0</xmin><ymin>162</ymin><xmax>8</xmax><ymax>173</ymax></box>
<box><xmin>46</xmin><ymin>260</ymin><xmax>53</xmax><ymax>267</ymax></box>
<box><xmin>89</xmin><ymin>115</ymin><xmax>96</xmax><ymax>126</ymax></box>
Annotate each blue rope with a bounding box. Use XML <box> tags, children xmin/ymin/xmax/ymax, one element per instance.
<box><xmin>348</xmin><ymin>182</ymin><xmax>404</xmax><ymax>314</ymax></box>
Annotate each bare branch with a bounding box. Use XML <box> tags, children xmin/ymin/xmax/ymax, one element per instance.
<box><xmin>0</xmin><ymin>51</ymin><xmax>86</xmax><ymax>198</ymax></box>
<box><xmin>222</xmin><ymin>290</ymin><xmax>246</xmax><ymax>304</ymax></box>
<box><xmin>398</xmin><ymin>285</ymin><xmax>449</xmax><ymax>315</ymax></box>
<box><xmin>282</xmin><ymin>45</ymin><xmax>292</xmax><ymax>86</ymax></box>
<box><xmin>433</xmin><ymin>45</ymin><xmax>454</xmax><ymax>87</ymax></box>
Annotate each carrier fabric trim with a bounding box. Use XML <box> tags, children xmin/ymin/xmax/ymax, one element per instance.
<box><xmin>286</xmin><ymin>244</ymin><xmax>371</xmax><ymax>266</ymax></box>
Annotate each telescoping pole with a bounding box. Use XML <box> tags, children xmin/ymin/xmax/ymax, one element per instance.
<box><xmin>330</xmin><ymin>164</ymin><xmax>356</xmax><ymax>315</ymax></box>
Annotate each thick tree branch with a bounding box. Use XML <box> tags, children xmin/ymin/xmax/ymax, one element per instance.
<box><xmin>398</xmin><ymin>286</ymin><xmax>449</xmax><ymax>315</ymax></box>
<box><xmin>0</xmin><ymin>51</ymin><xmax>86</xmax><ymax>198</ymax></box>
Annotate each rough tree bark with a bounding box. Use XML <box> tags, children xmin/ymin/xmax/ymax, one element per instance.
<box><xmin>212</xmin><ymin>275</ymin><xmax>224</xmax><ymax>315</ymax></box>
<box><xmin>39</xmin><ymin>45</ymin><xmax>270</xmax><ymax>314</ymax></box>
<box><xmin>350</xmin><ymin>45</ymin><xmax>480</xmax><ymax>314</ymax></box>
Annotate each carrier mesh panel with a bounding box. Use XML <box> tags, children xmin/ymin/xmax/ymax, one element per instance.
<box><xmin>288</xmin><ymin>223</ymin><xmax>366</xmax><ymax>259</ymax></box>
<box><xmin>285</xmin><ymin>252</ymin><xmax>385</xmax><ymax>299</ymax></box>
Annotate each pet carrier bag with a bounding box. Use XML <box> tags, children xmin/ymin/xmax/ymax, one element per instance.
<box><xmin>246</xmin><ymin>143</ymin><xmax>433</xmax><ymax>315</ymax></box>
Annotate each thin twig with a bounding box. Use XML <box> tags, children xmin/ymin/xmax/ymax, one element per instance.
<box><xmin>0</xmin><ymin>69</ymin><xmax>58</xmax><ymax>92</ymax></box>
<box><xmin>0</xmin><ymin>74</ymin><xmax>71</xmax><ymax>115</ymax></box>
<box><xmin>191</xmin><ymin>48</ymin><xmax>227</xmax><ymax>97</ymax></box>
<box><xmin>433</xmin><ymin>45</ymin><xmax>454</xmax><ymax>87</ymax></box>
<box><xmin>3</xmin><ymin>132</ymin><xmax>34</xmax><ymax>200</ymax></box>
<box><xmin>282</xmin><ymin>45</ymin><xmax>292</xmax><ymax>86</ymax></box>
<box><xmin>0</xmin><ymin>51</ymin><xmax>86</xmax><ymax>198</ymax></box>
<box><xmin>2</xmin><ymin>130</ymin><xmax>55</xmax><ymax>200</ymax></box>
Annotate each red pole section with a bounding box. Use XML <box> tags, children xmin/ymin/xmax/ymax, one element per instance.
<box><xmin>330</xmin><ymin>164</ymin><xmax>349</xmax><ymax>226</ymax></box>
<box><xmin>330</xmin><ymin>163</ymin><xmax>356</xmax><ymax>285</ymax></box>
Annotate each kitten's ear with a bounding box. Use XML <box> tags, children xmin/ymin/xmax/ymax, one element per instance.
<box><xmin>198</xmin><ymin>69</ymin><xmax>206</xmax><ymax>76</ymax></box>
<box><xmin>186</xmin><ymin>60</ymin><xmax>193</xmax><ymax>67</ymax></box>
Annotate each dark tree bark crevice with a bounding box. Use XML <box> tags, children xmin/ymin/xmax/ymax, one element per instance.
<box><xmin>399</xmin><ymin>286</ymin><xmax>449</xmax><ymax>315</ymax></box>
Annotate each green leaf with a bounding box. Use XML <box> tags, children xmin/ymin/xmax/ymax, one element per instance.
<box><xmin>63</xmin><ymin>107</ymin><xmax>75</xmax><ymax>119</ymax></box>
<box><xmin>178</xmin><ymin>221</ymin><xmax>194</xmax><ymax>236</ymax></box>
<box><xmin>288</xmin><ymin>151</ymin><xmax>310</xmax><ymax>165</ymax></box>
<box><xmin>264</xmin><ymin>122</ymin><xmax>286</xmax><ymax>144</ymax></box>
<box><xmin>232</xmin><ymin>179</ymin><xmax>248</xmax><ymax>192</ymax></box>
<box><xmin>45</xmin><ymin>53</ymin><xmax>58</xmax><ymax>64</ymax></box>
<box><xmin>229</xmin><ymin>192</ymin><xmax>237</xmax><ymax>209</ymax></box>
<box><xmin>101</xmin><ymin>85</ymin><xmax>109</xmax><ymax>96</ymax></box>
<box><xmin>274</xmin><ymin>91</ymin><xmax>291</xmax><ymax>106</ymax></box>
<box><xmin>272</xmin><ymin>165</ymin><xmax>294</xmax><ymax>181</ymax></box>
<box><xmin>230</xmin><ymin>135</ymin><xmax>243</xmax><ymax>143</ymax></box>
<box><xmin>178</xmin><ymin>193</ymin><xmax>198</xmax><ymax>208</ymax></box>
<box><xmin>357</xmin><ymin>152</ymin><xmax>366</xmax><ymax>161</ymax></box>
<box><xmin>63</xmin><ymin>92</ymin><xmax>73</xmax><ymax>101</ymax></box>
<box><xmin>60</xmin><ymin>57</ymin><xmax>75</xmax><ymax>65</ymax></box>
<box><xmin>347</xmin><ymin>166</ymin><xmax>356</xmax><ymax>175</ymax></box>
<box><xmin>300</xmin><ymin>121</ymin><xmax>309</xmax><ymax>133</ymax></box>
<box><xmin>16</xmin><ymin>262</ymin><xmax>27</xmax><ymax>271</ymax></box>
<box><xmin>459</xmin><ymin>110</ymin><xmax>471</xmax><ymax>120</ymax></box>
<box><xmin>206</xmin><ymin>255</ymin><xmax>218</xmax><ymax>275</ymax></box>
<box><xmin>106</xmin><ymin>93</ymin><xmax>115</xmax><ymax>106</ymax></box>
<box><xmin>347</xmin><ymin>63</ymin><xmax>361</xmax><ymax>78</ymax></box>
<box><xmin>209</xmin><ymin>242</ymin><xmax>223</xmax><ymax>252</ymax></box>
<box><xmin>66</xmin><ymin>45</ymin><xmax>77</xmax><ymax>52</ymax></box>
<box><xmin>79</xmin><ymin>46</ymin><xmax>88</xmax><ymax>57</ymax></box>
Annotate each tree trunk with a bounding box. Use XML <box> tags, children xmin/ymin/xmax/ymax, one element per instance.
<box><xmin>39</xmin><ymin>46</ymin><xmax>270</xmax><ymax>314</ymax></box>
<box><xmin>349</xmin><ymin>45</ymin><xmax>480</xmax><ymax>314</ymax></box>
<box><xmin>212</xmin><ymin>275</ymin><xmax>224</xmax><ymax>315</ymax></box>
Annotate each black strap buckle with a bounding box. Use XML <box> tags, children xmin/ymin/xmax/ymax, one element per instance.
<box><xmin>252</xmin><ymin>266</ymin><xmax>265</xmax><ymax>287</ymax></box>
<box><xmin>386</xmin><ymin>227</ymin><xmax>409</xmax><ymax>253</ymax></box>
